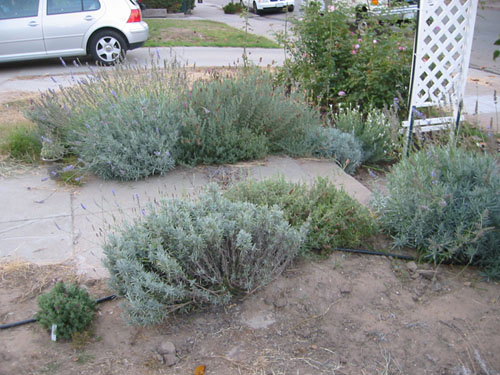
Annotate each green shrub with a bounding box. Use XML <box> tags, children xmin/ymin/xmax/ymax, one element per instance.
<box><xmin>104</xmin><ymin>184</ymin><xmax>307</xmax><ymax>325</ymax></box>
<box><xmin>143</xmin><ymin>0</ymin><xmax>195</xmax><ymax>12</ymax></box>
<box><xmin>225</xmin><ymin>177</ymin><xmax>377</xmax><ymax>254</ymax></box>
<box><xmin>2</xmin><ymin>125</ymin><xmax>41</xmax><ymax>162</ymax></box>
<box><xmin>307</xmin><ymin>126</ymin><xmax>363</xmax><ymax>174</ymax></box>
<box><xmin>372</xmin><ymin>145</ymin><xmax>500</xmax><ymax>279</ymax></box>
<box><xmin>36</xmin><ymin>282</ymin><xmax>96</xmax><ymax>341</ymax></box>
<box><xmin>223</xmin><ymin>1</ymin><xmax>243</xmax><ymax>13</ymax></box>
<box><xmin>277</xmin><ymin>1</ymin><xmax>413</xmax><ymax>112</ymax></box>
<box><xmin>178</xmin><ymin>69</ymin><xmax>322</xmax><ymax>165</ymax></box>
<box><xmin>331</xmin><ymin>106</ymin><xmax>398</xmax><ymax>164</ymax></box>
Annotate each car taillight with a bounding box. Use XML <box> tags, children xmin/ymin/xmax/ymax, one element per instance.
<box><xmin>371</xmin><ymin>0</ymin><xmax>379</xmax><ymax>4</ymax></box>
<box><xmin>127</xmin><ymin>9</ymin><xmax>141</xmax><ymax>23</ymax></box>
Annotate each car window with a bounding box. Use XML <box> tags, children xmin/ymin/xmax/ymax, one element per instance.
<box><xmin>83</xmin><ymin>0</ymin><xmax>100</xmax><ymax>11</ymax></box>
<box><xmin>0</xmin><ymin>0</ymin><xmax>39</xmax><ymax>19</ymax></box>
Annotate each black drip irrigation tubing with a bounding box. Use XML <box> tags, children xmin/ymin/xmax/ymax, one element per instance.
<box><xmin>333</xmin><ymin>247</ymin><xmax>416</xmax><ymax>261</ymax></box>
<box><xmin>0</xmin><ymin>250</ymin><xmax>424</xmax><ymax>330</ymax></box>
<box><xmin>0</xmin><ymin>295</ymin><xmax>117</xmax><ymax>330</ymax></box>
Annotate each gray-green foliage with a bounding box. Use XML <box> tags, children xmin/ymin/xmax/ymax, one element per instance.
<box><xmin>72</xmin><ymin>95</ymin><xmax>181</xmax><ymax>180</ymax></box>
<box><xmin>178</xmin><ymin>69</ymin><xmax>322</xmax><ymax>165</ymax></box>
<box><xmin>225</xmin><ymin>177</ymin><xmax>377</xmax><ymax>254</ymax></box>
<box><xmin>27</xmin><ymin>64</ymin><xmax>322</xmax><ymax>180</ymax></box>
<box><xmin>307</xmin><ymin>126</ymin><xmax>363</xmax><ymax>174</ymax></box>
<box><xmin>332</xmin><ymin>106</ymin><xmax>397</xmax><ymax>164</ymax></box>
<box><xmin>104</xmin><ymin>185</ymin><xmax>307</xmax><ymax>325</ymax></box>
<box><xmin>27</xmin><ymin>61</ymin><xmax>188</xmax><ymax>180</ymax></box>
<box><xmin>372</xmin><ymin>146</ymin><xmax>500</xmax><ymax>279</ymax></box>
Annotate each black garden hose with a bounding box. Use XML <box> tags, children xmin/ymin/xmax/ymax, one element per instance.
<box><xmin>0</xmin><ymin>250</ymin><xmax>420</xmax><ymax>330</ymax></box>
<box><xmin>333</xmin><ymin>247</ymin><xmax>416</xmax><ymax>261</ymax></box>
<box><xmin>0</xmin><ymin>295</ymin><xmax>117</xmax><ymax>330</ymax></box>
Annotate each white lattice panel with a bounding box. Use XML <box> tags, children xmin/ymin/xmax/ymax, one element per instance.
<box><xmin>405</xmin><ymin>0</ymin><xmax>477</xmax><ymax>132</ymax></box>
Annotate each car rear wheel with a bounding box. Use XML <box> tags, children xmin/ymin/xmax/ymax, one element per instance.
<box><xmin>287</xmin><ymin>4</ymin><xmax>294</xmax><ymax>11</ymax></box>
<box><xmin>89</xmin><ymin>30</ymin><xmax>127</xmax><ymax>66</ymax></box>
<box><xmin>253</xmin><ymin>1</ymin><xmax>263</xmax><ymax>15</ymax></box>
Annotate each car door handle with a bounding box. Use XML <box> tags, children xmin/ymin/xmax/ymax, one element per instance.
<box><xmin>84</xmin><ymin>15</ymin><xmax>94</xmax><ymax>21</ymax></box>
<box><xmin>28</xmin><ymin>21</ymin><xmax>39</xmax><ymax>27</ymax></box>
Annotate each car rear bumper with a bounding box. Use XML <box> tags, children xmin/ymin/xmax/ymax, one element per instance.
<box><xmin>257</xmin><ymin>0</ymin><xmax>293</xmax><ymax>10</ymax></box>
<box><xmin>123</xmin><ymin>21</ymin><xmax>149</xmax><ymax>47</ymax></box>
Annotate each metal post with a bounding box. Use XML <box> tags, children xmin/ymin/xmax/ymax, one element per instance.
<box><xmin>454</xmin><ymin>100</ymin><xmax>463</xmax><ymax>138</ymax></box>
<box><xmin>405</xmin><ymin>106</ymin><xmax>416</xmax><ymax>157</ymax></box>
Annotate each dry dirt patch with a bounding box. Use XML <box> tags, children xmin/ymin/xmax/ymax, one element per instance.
<box><xmin>1</xmin><ymin>253</ymin><xmax>499</xmax><ymax>375</ymax></box>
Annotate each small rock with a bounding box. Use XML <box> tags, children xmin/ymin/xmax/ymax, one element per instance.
<box><xmin>432</xmin><ymin>281</ymin><xmax>443</xmax><ymax>292</ymax></box>
<box><xmin>274</xmin><ymin>297</ymin><xmax>287</xmax><ymax>308</ymax></box>
<box><xmin>226</xmin><ymin>346</ymin><xmax>247</xmax><ymax>361</ymax></box>
<box><xmin>425</xmin><ymin>353</ymin><xmax>439</xmax><ymax>364</ymax></box>
<box><xmin>406</xmin><ymin>261</ymin><xmax>418</xmax><ymax>273</ymax></box>
<box><xmin>263</xmin><ymin>296</ymin><xmax>274</xmax><ymax>306</ymax></box>
<box><xmin>340</xmin><ymin>285</ymin><xmax>352</xmax><ymax>294</ymax></box>
<box><xmin>153</xmin><ymin>353</ymin><xmax>164</xmax><ymax>364</ymax></box>
<box><xmin>464</xmin><ymin>281</ymin><xmax>472</xmax><ymax>287</ymax></box>
<box><xmin>297</xmin><ymin>327</ymin><xmax>313</xmax><ymax>339</ymax></box>
<box><xmin>157</xmin><ymin>341</ymin><xmax>176</xmax><ymax>355</ymax></box>
<box><xmin>418</xmin><ymin>269</ymin><xmax>437</xmax><ymax>280</ymax></box>
<box><xmin>164</xmin><ymin>354</ymin><xmax>178</xmax><ymax>367</ymax></box>
<box><xmin>84</xmin><ymin>279</ymin><xmax>97</xmax><ymax>287</ymax></box>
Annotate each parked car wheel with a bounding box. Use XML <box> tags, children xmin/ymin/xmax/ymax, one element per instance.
<box><xmin>287</xmin><ymin>4</ymin><xmax>294</xmax><ymax>11</ymax></box>
<box><xmin>89</xmin><ymin>30</ymin><xmax>126</xmax><ymax>65</ymax></box>
<box><xmin>253</xmin><ymin>2</ymin><xmax>263</xmax><ymax>15</ymax></box>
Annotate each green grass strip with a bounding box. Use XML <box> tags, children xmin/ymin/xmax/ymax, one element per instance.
<box><xmin>144</xmin><ymin>19</ymin><xmax>279</xmax><ymax>48</ymax></box>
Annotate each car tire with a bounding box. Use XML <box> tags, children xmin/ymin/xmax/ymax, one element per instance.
<box><xmin>253</xmin><ymin>2</ymin><xmax>263</xmax><ymax>15</ymax></box>
<box><xmin>89</xmin><ymin>30</ymin><xmax>127</xmax><ymax>66</ymax></box>
<box><xmin>287</xmin><ymin>4</ymin><xmax>294</xmax><ymax>11</ymax></box>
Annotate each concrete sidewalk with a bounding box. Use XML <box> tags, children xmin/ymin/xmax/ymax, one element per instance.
<box><xmin>463</xmin><ymin>68</ymin><xmax>500</xmax><ymax>133</ymax></box>
<box><xmin>0</xmin><ymin>156</ymin><xmax>372</xmax><ymax>279</ymax></box>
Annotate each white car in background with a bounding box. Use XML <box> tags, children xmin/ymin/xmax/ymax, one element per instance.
<box><xmin>360</xmin><ymin>0</ymin><xmax>417</xmax><ymax>21</ymax></box>
<box><xmin>241</xmin><ymin>0</ymin><xmax>295</xmax><ymax>15</ymax></box>
<box><xmin>0</xmin><ymin>0</ymin><xmax>149</xmax><ymax>65</ymax></box>
<box><xmin>309</xmin><ymin>0</ymin><xmax>417</xmax><ymax>20</ymax></box>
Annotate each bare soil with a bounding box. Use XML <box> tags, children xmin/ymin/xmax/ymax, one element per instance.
<box><xmin>1</xmin><ymin>251</ymin><xmax>499</xmax><ymax>375</ymax></box>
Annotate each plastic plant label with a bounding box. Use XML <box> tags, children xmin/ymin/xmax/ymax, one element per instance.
<box><xmin>51</xmin><ymin>324</ymin><xmax>57</xmax><ymax>342</ymax></box>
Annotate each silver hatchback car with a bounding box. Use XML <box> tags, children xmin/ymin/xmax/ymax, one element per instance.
<box><xmin>0</xmin><ymin>0</ymin><xmax>149</xmax><ymax>65</ymax></box>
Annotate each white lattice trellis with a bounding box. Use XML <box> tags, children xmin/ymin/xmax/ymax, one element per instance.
<box><xmin>404</xmin><ymin>0</ymin><xmax>478</xmax><ymax>133</ymax></box>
